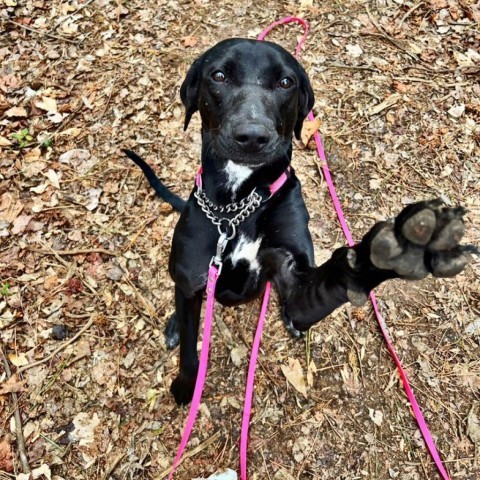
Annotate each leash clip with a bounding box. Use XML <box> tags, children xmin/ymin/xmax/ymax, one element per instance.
<box><xmin>209</xmin><ymin>232</ymin><xmax>228</xmax><ymax>275</ymax></box>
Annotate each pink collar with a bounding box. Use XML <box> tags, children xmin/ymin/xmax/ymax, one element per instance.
<box><xmin>195</xmin><ymin>166</ymin><xmax>290</xmax><ymax>197</ymax></box>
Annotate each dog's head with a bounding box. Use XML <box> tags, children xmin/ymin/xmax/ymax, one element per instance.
<box><xmin>180</xmin><ymin>39</ymin><xmax>314</xmax><ymax>167</ymax></box>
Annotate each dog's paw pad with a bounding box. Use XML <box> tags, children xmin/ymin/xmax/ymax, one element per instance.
<box><xmin>401</xmin><ymin>209</ymin><xmax>436</xmax><ymax>245</ymax></box>
<box><xmin>430</xmin><ymin>249</ymin><xmax>467</xmax><ymax>278</ymax></box>
<box><xmin>389</xmin><ymin>247</ymin><xmax>429</xmax><ymax>280</ymax></box>
<box><xmin>368</xmin><ymin>200</ymin><xmax>470</xmax><ymax>280</ymax></box>
<box><xmin>429</xmin><ymin>216</ymin><xmax>465</xmax><ymax>250</ymax></box>
<box><xmin>370</xmin><ymin>222</ymin><xmax>402</xmax><ymax>270</ymax></box>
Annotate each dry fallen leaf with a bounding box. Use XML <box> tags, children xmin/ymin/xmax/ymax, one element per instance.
<box><xmin>69</xmin><ymin>412</ymin><xmax>101</xmax><ymax>446</ymax></box>
<box><xmin>194</xmin><ymin>469</ymin><xmax>238</xmax><ymax>480</ymax></box>
<box><xmin>7</xmin><ymin>352</ymin><xmax>29</xmax><ymax>367</ymax></box>
<box><xmin>230</xmin><ymin>344</ymin><xmax>248</xmax><ymax>366</ymax></box>
<box><xmin>281</xmin><ymin>357</ymin><xmax>307</xmax><ymax>398</ymax></box>
<box><xmin>345</xmin><ymin>44</ymin><xmax>363</xmax><ymax>58</ymax></box>
<box><xmin>0</xmin><ymin>374</ymin><xmax>27</xmax><ymax>394</ymax></box>
<box><xmin>46</xmin><ymin>169</ymin><xmax>60</xmax><ymax>189</ymax></box>
<box><xmin>0</xmin><ymin>193</ymin><xmax>24</xmax><ymax>223</ymax></box>
<box><xmin>0</xmin><ymin>135</ymin><xmax>12</xmax><ymax>146</ymax></box>
<box><xmin>35</xmin><ymin>96</ymin><xmax>58</xmax><ymax>113</ymax></box>
<box><xmin>366</xmin><ymin>93</ymin><xmax>401</xmax><ymax>116</ymax></box>
<box><xmin>5</xmin><ymin>106</ymin><xmax>27</xmax><ymax>117</ymax></box>
<box><xmin>467</xmin><ymin>408</ymin><xmax>480</xmax><ymax>444</ymax></box>
<box><xmin>0</xmin><ymin>440</ymin><xmax>13</xmax><ymax>472</ymax></box>
<box><xmin>182</xmin><ymin>35</ymin><xmax>199</xmax><ymax>47</ymax></box>
<box><xmin>11</xmin><ymin>214</ymin><xmax>32</xmax><ymax>235</ymax></box>
<box><xmin>369</xmin><ymin>408</ymin><xmax>384</xmax><ymax>426</ymax></box>
<box><xmin>17</xmin><ymin>463</ymin><xmax>52</xmax><ymax>480</ymax></box>
<box><xmin>306</xmin><ymin>360</ymin><xmax>317</xmax><ymax>387</ymax></box>
<box><xmin>300</xmin><ymin>117</ymin><xmax>321</xmax><ymax>147</ymax></box>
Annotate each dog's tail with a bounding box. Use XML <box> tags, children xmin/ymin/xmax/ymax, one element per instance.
<box><xmin>122</xmin><ymin>149</ymin><xmax>186</xmax><ymax>213</ymax></box>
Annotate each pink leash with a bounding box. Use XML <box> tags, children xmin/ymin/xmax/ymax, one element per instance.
<box><xmin>257</xmin><ymin>16</ymin><xmax>450</xmax><ymax>480</ymax></box>
<box><xmin>169</xmin><ymin>171</ymin><xmax>287</xmax><ymax>479</ymax></box>
<box><xmin>167</xmin><ymin>264</ymin><xmax>220</xmax><ymax>480</ymax></box>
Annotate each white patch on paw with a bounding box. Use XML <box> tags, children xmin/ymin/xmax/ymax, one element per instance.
<box><xmin>230</xmin><ymin>234</ymin><xmax>262</xmax><ymax>273</ymax></box>
<box><xmin>224</xmin><ymin>160</ymin><xmax>253</xmax><ymax>193</ymax></box>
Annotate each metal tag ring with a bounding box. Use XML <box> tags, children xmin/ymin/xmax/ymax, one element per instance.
<box><xmin>217</xmin><ymin>219</ymin><xmax>236</xmax><ymax>240</ymax></box>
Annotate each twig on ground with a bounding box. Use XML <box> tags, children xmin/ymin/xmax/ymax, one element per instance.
<box><xmin>0</xmin><ymin>347</ymin><xmax>31</xmax><ymax>474</ymax></box>
<box><xmin>122</xmin><ymin>216</ymin><xmax>157</xmax><ymax>253</ymax></box>
<box><xmin>123</xmin><ymin>276</ymin><xmax>158</xmax><ymax>320</ymax></box>
<box><xmin>52</xmin><ymin>0</ymin><xmax>96</xmax><ymax>29</ymax></box>
<box><xmin>5</xmin><ymin>19</ymin><xmax>79</xmax><ymax>44</ymax></box>
<box><xmin>398</xmin><ymin>2</ymin><xmax>425</xmax><ymax>28</ymax></box>
<box><xmin>17</xmin><ymin>316</ymin><xmax>95</xmax><ymax>374</ymax></box>
<box><xmin>98</xmin><ymin>73</ymin><xmax>119</xmax><ymax>121</ymax></box>
<box><xmin>101</xmin><ymin>451</ymin><xmax>126</xmax><ymax>480</ymax></box>
<box><xmin>156</xmin><ymin>431</ymin><xmax>221</xmax><ymax>479</ymax></box>
<box><xmin>324</xmin><ymin>63</ymin><xmax>381</xmax><ymax>73</ymax></box>
<box><xmin>364</xmin><ymin>5</ymin><xmax>419</xmax><ymax>61</ymax></box>
<box><xmin>28</xmin><ymin>247</ymin><xmax>116</xmax><ymax>256</ymax></box>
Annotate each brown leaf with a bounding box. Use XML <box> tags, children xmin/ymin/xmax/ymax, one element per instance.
<box><xmin>467</xmin><ymin>409</ymin><xmax>480</xmax><ymax>444</ymax></box>
<box><xmin>0</xmin><ymin>374</ymin><xmax>27</xmax><ymax>394</ymax></box>
<box><xmin>43</xmin><ymin>275</ymin><xmax>59</xmax><ymax>291</ymax></box>
<box><xmin>0</xmin><ymin>193</ymin><xmax>24</xmax><ymax>223</ymax></box>
<box><xmin>11</xmin><ymin>214</ymin><xmax>33</xmax><ymax>234</ymax></box>
<box><xmin>0</xmin><ymin>74</ymin><xmax>21</xmax><ymax>92</ymax></box>
<box><xmin>300</xmin><ymin>117</ymin><xmax>321</xmax><ymax>147</ymax></box>
<box><xmin>429</xmin><ymin>0</ymin><xmax>448</xmax><ymax>10</ymax></box>
<box><xmin>35</xmin><ymin>96</ymin><xmax>58</xmax><ymax>113</ymax></box>
<box><xmin>182</xmin><ymin>35</ymin><xmax>199</xmax><ymax>47</ymax></box>
<box><xmin>0</xmin><ymin>440</ymin><xmax>13</xmax><ymax>472</ymax></box>
<box><xmin>281</xmin><ymin>357</ymin><xmax>308</xmax><ymax>398</ymax></box>
<box><xmin>392</xmin><ymin>81</ymin><xmax>411</xmax><ymax>93</ymax></box>
<box><xmin>5</xmin><ymin>106</ymin><xmax>27</xmax><ymax>117</ymax></box>
<box><xmin>24</xmin><ymin>147</ymin><xmax>42</xmax><ymax>162</ymax></box>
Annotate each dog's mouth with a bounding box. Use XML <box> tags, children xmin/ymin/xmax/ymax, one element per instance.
<box><xmin>213</xmin><ymin>134</ymin><xmax>288</xmax><ymax>167</ymax></box>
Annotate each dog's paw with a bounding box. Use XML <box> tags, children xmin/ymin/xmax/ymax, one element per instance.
<box><xmin>165</xmin><ymin>314</ymin><xmax>180</xmax><ymax>350</ymax></box>
<box><xmin>369</xmin><ymin>199</ymin><xmax>469</xmax><ymax>280</ymax></box>
<box><xmin>284</xmin><ymin>318</ymin><xmax>305</xmax><ymax>339</ymax></box>
<box><xmin>170</xmin><ymin>372</ymin><xmax>196</xmax><ymax>405</ymax></box>
<box><xmin>280</xmin><ymin>306</ymin><xmax>305</xmax><ymax>339</ymax></box>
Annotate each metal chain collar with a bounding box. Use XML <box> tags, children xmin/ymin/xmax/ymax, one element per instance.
<box><xmin>194</xmin><ymin>186</ymin><xmax>262</xmax><ymax>241</ymax></box>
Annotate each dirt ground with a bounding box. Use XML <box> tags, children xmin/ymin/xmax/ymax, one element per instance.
<box><xmin>1</xmin><ymin>0</ymin><xmax>480</xmax><ymax>479</ymax></box>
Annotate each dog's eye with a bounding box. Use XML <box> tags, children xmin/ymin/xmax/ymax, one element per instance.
<box><xmin>278</xmin><ymin>77</ymin><xmax>294</xmax><ymax>89</ymax></box>
<box><xmin>212</xmin><ymin>70</ymin><xmax>226</xmax><ymax>82</ymax></box>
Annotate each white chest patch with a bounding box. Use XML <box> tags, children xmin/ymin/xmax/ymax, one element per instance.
<box><xmin>224</xmin><ymin>161</ymin><xmax>253</xmax><ymax>193</ymax></box>
<box><xmin>230</xmin><ymin>234</ymin><xmax>262</xmax><ymax>273</ymax></box>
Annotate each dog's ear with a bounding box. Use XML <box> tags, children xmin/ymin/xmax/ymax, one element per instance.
<box><xmin>294</xmin><ymin>67</ymin><xmax>315</xmax><ymax>140</ymax></box>
<box><xmin>180</xmin><ymin>56</ymin><xmax>204</xmax><ymax>131</ymax></box>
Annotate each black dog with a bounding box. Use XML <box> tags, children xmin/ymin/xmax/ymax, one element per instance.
<box><xmin>124</xmin><ymin>38</ymin><xmax>470</xmax><ymax>405</ymax></box>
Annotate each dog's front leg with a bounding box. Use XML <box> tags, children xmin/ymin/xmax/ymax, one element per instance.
<box><xmin>170</xmin><ymin>287</ymin><xmax>203</xmax><ymax>405</ymax></box>
<box><xmin>274</xmin><ymin>200</ymin><xmax>471</xmax><ymax>332</ymax></box>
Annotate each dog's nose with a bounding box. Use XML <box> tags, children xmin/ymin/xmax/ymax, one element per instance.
<box><xmin>233</xmin><ymin>124</ymin><xmax>271</xmax><ymax>152</ymax></box>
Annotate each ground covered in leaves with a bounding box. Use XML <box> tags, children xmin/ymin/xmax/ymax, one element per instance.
<box><xmin>1</xmin><ymin>0</ymin><xmax>480</xmax><ymax>479</ymax></box>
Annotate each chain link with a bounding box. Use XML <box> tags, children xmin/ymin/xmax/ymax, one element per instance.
<box><xmin>194</xmin><ymin>187</ymin><xmax>262</xmax><ymax>240</ymax></box>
